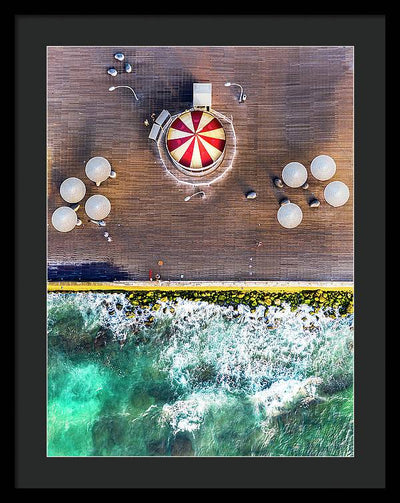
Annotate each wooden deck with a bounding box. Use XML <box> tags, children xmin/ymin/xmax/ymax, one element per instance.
<box><xmin>47</xmin><ymin>46</ymin><xmax>353</xmax><ymax>282</ymax></box>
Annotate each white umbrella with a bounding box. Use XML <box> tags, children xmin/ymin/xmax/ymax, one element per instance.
<box><xmin>282</xmin><ymin>162</ymin><xmax>308</xmax><ymax>188</ymax></box>
<box><xmin>85</xmin><ymin>195</ymin><xmax>111</xmax><ymax>220</ymax></box>
<box><xmin>277</xmin><ymin>203</ymin><xmax>303</xmax><ymax>228</ymax></box>
<box><xmin>324</xmin><ymin>181</ymin><xmax>350</xmax><ymax>207</ymax></box>
<box><xmin>59</xmin><ymin>177</ymin><xmax>86</xmax><ymax>203</ymax></box>
<box><xmin>310</xmin><ymin>155</ymin><xmax>336</xmax><ymax>181</ymax></box>
<box><xmin>85</xmin><ymin>157</ymin><xmax>112</xmax><ymax>186</ymax></box>
<box><xmin>51</xmin><ymin>206</ymin><xmax>79</xmax><ymax>232</ymax></box>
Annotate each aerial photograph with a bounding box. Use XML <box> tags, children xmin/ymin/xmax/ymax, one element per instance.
<box><xmin>47</xmin><ymin>45</ymin><xmax>353</xmax><ymax>457</ymax></box>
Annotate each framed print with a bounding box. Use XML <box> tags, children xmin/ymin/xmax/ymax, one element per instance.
<box><xmin>15</xmin><ymin>14</ymin><xmax>385</xmax><ymax>489</ymax></box>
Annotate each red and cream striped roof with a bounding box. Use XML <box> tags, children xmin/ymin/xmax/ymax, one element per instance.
<box><xmin>166</xmin><ymin>111</ymin><xmax>226</xmax><ymax>170</ymax></box>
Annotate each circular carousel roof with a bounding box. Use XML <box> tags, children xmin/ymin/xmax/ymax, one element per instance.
<box><xmin>166</xmin><ymin>110</ymin><xmax>226</xmax><ymax>170</ymax></box>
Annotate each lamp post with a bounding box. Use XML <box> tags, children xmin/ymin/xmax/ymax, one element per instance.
<box><xmin>109</xmin><ymin>85</ymin><xmax>139</xmax><ymax>101</ymax></box>
<box><xmin>89</xmin><ymin>219</ymin><xmax>106</xmax><ymax>227</ymax></box>
<box><xmin>224</xmin><ymin>82</ymin><xmax>247</xmax><ymax>103</ymax></box>
<box><xmin>184</xmin><ymin>191</ymin><xmax>205</xmax><ymax>202</ymax></box>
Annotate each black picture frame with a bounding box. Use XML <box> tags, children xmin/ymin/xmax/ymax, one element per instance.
<box><xmin>15</xmin><ymin>14</ymin><xmax>385</xmax><ymax>489</ymax></box>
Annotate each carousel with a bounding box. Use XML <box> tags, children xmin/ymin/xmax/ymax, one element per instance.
<box><xmin>166</xmin><ymin>110</ymin><xmax>226</xmax><ymax>176</ymax></box>
<box><xmin>151</xmin><ymin>83</ymin><xmax>236</xmax><ymax>186</ymax></box>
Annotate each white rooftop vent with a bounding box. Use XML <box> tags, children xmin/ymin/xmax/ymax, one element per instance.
<box><xmin>193</xmin><ymin>83</ymin><xmax>212</xmax><ymax>110</ymax></box>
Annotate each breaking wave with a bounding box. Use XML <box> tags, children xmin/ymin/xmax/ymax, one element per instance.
<box><xmin>47</xmin><ymin>293</ymin><xmax>354</xmax><ymax>456</ymax></box>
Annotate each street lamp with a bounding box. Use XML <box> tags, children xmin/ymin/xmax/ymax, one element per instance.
<box><xmin>89</xmin><ymin>219</ymin><xmax>106</xmax><ymax>227</ymax></box>
<box><xmin>109</xmin><ymin>85</ymin><xmax>139</xmax><ymax>101</ymax></box>
<box><xmin>184</xmin><ymin>191</ymin><xmax>205</xmax><ymax>201</ymax></box>
<box><xmin>224</xmin><ymin>82</ymin><xmax>247</xmax><ymax>103</ymax></box>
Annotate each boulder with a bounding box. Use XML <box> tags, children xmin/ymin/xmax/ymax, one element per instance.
<box><xmin>246</xmin><ymin>190</ymin><xmax>257</xmax><ymax>199</ymax></box>
<box><xmin>309</xmin><ymin>198</ymin><xmax>320</xmax><ymax>208</ymax></box>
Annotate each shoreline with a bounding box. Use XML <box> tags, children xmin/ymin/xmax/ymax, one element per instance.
<box><xmin>48</xmin><ymin>282</ymin><xmax>354</xmax><ymax>316</ymax></box>
<box><xmin>47</xmin><ymin>281</ymin><xmax>353</xmax><ymax>293</ymax></box>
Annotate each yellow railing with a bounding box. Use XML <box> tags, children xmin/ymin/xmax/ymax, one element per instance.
<box><xmin>47</xmin><ymin>281</ymin><xmax>353</xmax><ymax>293</ymax></box>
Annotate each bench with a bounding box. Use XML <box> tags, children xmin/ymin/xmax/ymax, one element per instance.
<box><xmin>148</xmin><ymin>123</ymin><xmax>162</xmax><ymax>141</ymax></box>
<box><xmin>155</xmin><ymin>109</ymin><xmax>171</xmax><ymax>127</ymax></box>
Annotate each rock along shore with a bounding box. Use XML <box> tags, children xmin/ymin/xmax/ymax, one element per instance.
<box><xmin>123</xmin><ymin>289</ymin><xmax>353</xmax><ymax>317</ymax></box>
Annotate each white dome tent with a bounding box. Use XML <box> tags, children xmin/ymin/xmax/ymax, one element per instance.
<box><xmin>310</xmin><ymin>155</ymin><xmax>336</xmax><ymax>181</ymax></box>
<box><xmin>59</xmin><ymin>177</ymin><xmax>86</xmax><ymax>204</ymax></box>
<box><xmin>85</xmin><ymin>194</ymin><xmax>111</xmax><ymax>221</ymax></box>
<box><xmin>277</xmin><ymin>203</ymin><xmax>303</xmax><ymax>229</ymax></box>
<box><xmin>51</xmin><ymin>206</ymin><xmax>81</xmax><ymax>232</ymax></box>
<box><xmin>85</xmin><ymin>157</ymin><xmax>115</xmax><ymax>186</ymax></box>
<box><xmin>324</xmin><ymin>181</ymin><xmax>350</xmax><ymax>207</ymax></box>
<box><xmin>282</xmin><ymin>162</ymin><xmax>308</xmax><ymax>188</ymax></box>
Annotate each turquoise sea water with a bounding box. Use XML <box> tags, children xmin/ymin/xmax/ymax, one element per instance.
<box><xmin>47</xmin><ymin>292</ymin><xmax>354</xmax><ymax>456</ymax></box>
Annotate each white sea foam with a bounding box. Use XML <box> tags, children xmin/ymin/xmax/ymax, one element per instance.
<box><xmin>155</xmin><ymin>300</ymin><xmax>352</xmax><ymax>394</ymax></box>
<box><xmin>251</xmin><ymin>377</ymin><xmax>323</xmax><ymax>419</ymax></box>
<box><xmin>159</xmin><ymin>390</ymin><xmax>230</xmax><ymax>434</ymax></box>
<box><xmin>48</xmin><ymin>293</ymin><xmax>353</xmax><ymax>434</ymax></box>
<box><xmin>48</xmin><ymin>292</ymin><xmax>139</xmax><ymax>341</ymax></box>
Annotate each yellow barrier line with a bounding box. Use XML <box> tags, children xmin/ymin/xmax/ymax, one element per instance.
<box><xmin>47</xmin><ymin>282</ymin><xmax>353</xmax><ymax>293</ymax></box>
